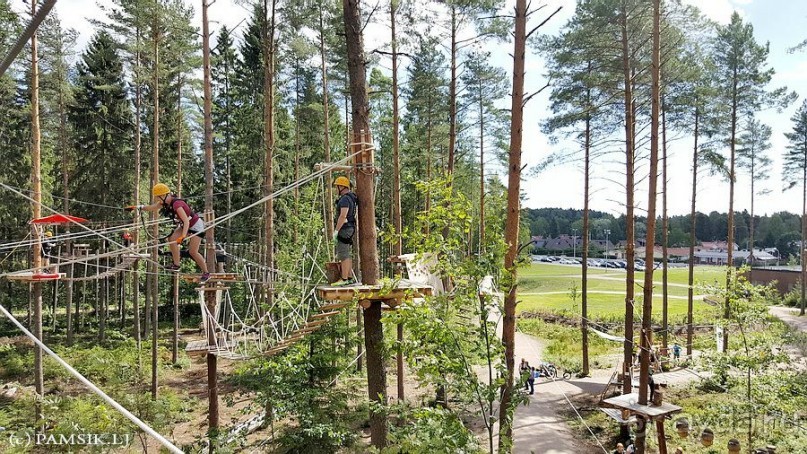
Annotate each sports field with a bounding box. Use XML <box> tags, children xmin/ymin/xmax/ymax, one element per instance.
<box><xmin>518</xmin><ymin>263</ymin><xmax>727</xmax><ymax>321</ymax></box>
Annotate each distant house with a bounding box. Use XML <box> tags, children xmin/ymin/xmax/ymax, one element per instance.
<box><xmin>693</xmin><ymin>249</ymin><xmax>777</xmax><ymax>266</ymax></box>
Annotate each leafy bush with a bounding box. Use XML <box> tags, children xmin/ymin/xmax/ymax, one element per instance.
<box><xmin>386</xmin><ymin>406</ymin><xmax>483</xmax><ymax>453</ymax></box>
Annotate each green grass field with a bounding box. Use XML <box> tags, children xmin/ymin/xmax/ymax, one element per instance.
<box><xmin>518</xmin><ymin>263</ymin><xmax>727</xmax><ymax>322</ymax></box>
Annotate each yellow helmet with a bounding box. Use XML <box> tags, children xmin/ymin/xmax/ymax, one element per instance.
<box><xmin>152</xmin><ymin>183</ymin><xmax>170</xmax><ymax>197</ymax></box>
<box><xmin>334</xmin><ymin>176</ymin><xmax>351</xmax><ymax>188</ymax></box>
<box><xmin>44</xmin><ymin>231</ymin><xmax>53</xmax><ymax>238</ymax></box>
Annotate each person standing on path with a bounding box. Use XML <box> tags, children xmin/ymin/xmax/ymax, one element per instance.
<box><xmin>527</xmin><ymin>367</ymin><xmax>536</xmax><ymax>394</ymax></box>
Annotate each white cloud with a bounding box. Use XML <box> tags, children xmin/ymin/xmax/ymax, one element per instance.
<box><xmin>681</xmin><ymin>0</ymin><xmax>747</xmax><ymax>24</ymax></box>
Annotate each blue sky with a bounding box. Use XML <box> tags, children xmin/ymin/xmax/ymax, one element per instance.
<box><xmin>48</xmin><ymin>0</ymin><xmax>807</xmax><ymax>217</ymax></box>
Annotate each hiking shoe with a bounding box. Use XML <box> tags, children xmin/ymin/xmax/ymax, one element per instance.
<box><xmin>200</xmin><ymin>272</ymin><xmax>211</xmax><ymax>283</ymax></box>
<box><xmin>166</xmin><ymin>263</ymin><xmax>181</xmax><ymax>272</ymax></box>
<box><xmin>331</xmin><ymin>278</ymin><xmax>356</xmax><ymax>287</ymax></box>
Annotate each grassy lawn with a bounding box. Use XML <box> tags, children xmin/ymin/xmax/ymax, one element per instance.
<box><xmin>518</xmin><ymin>263</ymin><xmax>726</xmax><ymax>322</ymax></box>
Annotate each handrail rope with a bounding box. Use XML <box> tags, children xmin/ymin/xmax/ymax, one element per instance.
<box><xmin>0</xmin><ymin>303</ymin><xmax>183</xmax><ymax>454</ymax></box>
<box><xmin>1</xmin><ymin>152</ymin><xmax>359</xmax><ymax>278</ymax></box>
<box><xmin>0</xmin><ymin>183</ymin><xmax>166</xmax><ymax>275</ymax></box>
<box><xmin>0</xmin><ymin>220</ymin><xmax>167</xmax><ymax>252</ymax></box>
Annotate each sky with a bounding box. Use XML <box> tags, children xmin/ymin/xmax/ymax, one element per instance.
<box><xmin>31</xmin><ymin>0</ymin><xmax>807</xmax><ymax>218</ymax></box>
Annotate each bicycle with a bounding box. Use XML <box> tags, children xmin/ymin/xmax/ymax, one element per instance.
<box><xmin>539</xmin><ymin>362</ymin><xmax>572</xmax><ymax>380</ymax></box>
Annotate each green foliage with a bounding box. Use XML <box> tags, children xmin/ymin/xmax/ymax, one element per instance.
<box><xmin>385</xmin><ymin>406</ymin><xmax>483</xmax><ymax>454</ymax></box>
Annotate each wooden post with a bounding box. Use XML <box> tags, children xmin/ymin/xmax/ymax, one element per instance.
<box><xmin>656</xmin><ymin>419</ymin><xmax>668</xmax><ymax>454</ymax></box>
<box><xmin>201</xmin><ymin>1</ymin><xmax>219</xmax><ymax>450</ymax></box>
<box><xmin>172</xmin><ymin>273</ymin><xmax>179</xmax><ymax>364</ymax></box>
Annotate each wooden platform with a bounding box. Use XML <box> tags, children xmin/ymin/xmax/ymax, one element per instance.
<box><xmin>181</xmin><ymin>272</ymin><xmax>239</xmax><ymax>283</ymax></box>
<box><xmin>5</xmin><ymin>272</ymin><xmax>65</xmax><ymax>282</ymax></box>
<box><xmin>185</xmin><ymin>339</ymin><xmax>238</xmax><ymax>356</ymax></box>
<box><xmin>600</xmin><ymin>407</ymin><xmax>638</xmax><ymax>424</ymax></box>
<box><xmin>600</xmin><ymin>392</ymin><xmax>682</xmax><ymax>421</ymax></box>
<box><xmin>316</xmin><ymin>279</ymin><xmax>432</xmax><ymax>308</ymax></box>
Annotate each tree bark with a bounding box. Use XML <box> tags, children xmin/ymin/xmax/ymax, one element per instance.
<box><xmin>636</xmin><ymin>2</ymin><xmax>661</xmax><ymax>452</ymax></box>
<box><xmin>498</xmin><ymin>0</ymin><xmax>526</xmax><ymax>450</ymax></box>
<box><xmin>620</xmin><ymin>1</ymin><xmax>636</xmax><ymax>399</ymax></box>
<box><xmin>133</xmin><ymin>36</ymin><xmax>142</xmax><ymax>346</ymax></box>
<box><xmin>202</xmin><ymin>1</ymin><xmax>220</xmax><ymax>450</ymax></box>
<box><xmin>149</xmin><ymin>14</ymin><xmax>161</xmax><ymax>400</ymax></box>
<box><xmin>30</xmin><ymin>0</ymin><xmax>44</xmax><ymax>429</ymax></box>
<box><xmin>581</xmin><ymin>94</ymin><xmax>591</xmax><ymax>377</ymax></box>
<box><xmin>262</xmin><ymin>0</ymin><xmax>277</xmax><ymax>310</ymax></box>
<box><xmin>725</xmin><ymin>57</ymin><xmax>739</xmax><ymax>352</ymax></box>
<box><xmin>342</xmin><ymin>0</ymin><xmax>384</xmax><ymax>446</ymax></box>
<box><xmin>662</xmin><ymin>103</ymin><xmax>669</xmax><ymax>351</ymax></box>
<box><xmin>390</xmin><ymin>0</ymin><xmax>404</xmax><ymax>402</ymax></box>
<box><xmin>687</xmin><ymin>106</ymin><xmax>699</xmax><ymax>356</ymax></box>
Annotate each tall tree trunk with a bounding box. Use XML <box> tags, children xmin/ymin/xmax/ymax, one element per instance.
<box><xmin>447</xmin><ymin>6</ymin><xmax>457</xmax><ymax>178</ymax></box>
<box><xmin>202</xmin><ymin>2</ymin><xmax>220</xmax><ymax>450</ymax></box>
<box><xmin>687</xmin><ymin>106</ymin><xmax>699</xmax><ymax>356</ymax></box>
<box><xmin>150</xmin><ymin>21</ymin><xmax>160</xmax><ymax>400</ymax></box>
<box><xmin>262</xmin><ymin>0</ymin><xmax>277</xmax><ymax>311</ymax></box>
<box><xmin>479</xmin><ymin>76</ymin><xmax>486</xmax><ymax>253</ymax></box>
<box><xmin>498</xmin><ymin>0</ymin><xmax>526</xmax><ymax>449</ymax></box>
<box><xmin>620</xmin><ymin>1</ymin><xmax>636</xmax><ymax>399</ymax></box>
<box><xmin>390</xmin><ymin>0</ymin><xmax>404</xmax><ymax>402</ymax></box>
<box><xmin>319</xmin><ymin>5</ymin><xmax>334</xmax><ymax>242</ymax></box>
<box><xmin>133</xmin><ymin>40</ymin><xmax>142</xmax><ymax>346</ymax></box>
<box><xmin>749</xmin><ymin>154</ymin><xmax>755</xmax><ymax>264</ymax></box>
<box><xmin>802</xmin><ymin>162</ymin><xmax>806</xmax><ymax>316</ymax></box>
<box><xmin>61</xmin><ymin>53</ymin><xmax>74</xmax><ymax>346</ymax></box>
<box><xmin>581</xmin><ymin>93</ymin><xmax>591</xmax><ymax>377</ymax></box>
<box><xmin>725</xmin><ymin>68</ymin><xmax>739</xmax><ymax>353</ymax></box>
<box><xmin>343</xmin><ymin>0</ymin><xmax>383</xmax><ymax>445</ymax></box>
<box><xmin>662</xmin><ymin>103</ymin><xmax>669</xmax><ymax>351</ymax></box>
<box><xmin>293</xmin><ymin>58</ymin><xmax>301</xmax><ymax>243</ymax></box>
<box><xmin>30</xmin><ymin>0</ymin><xmax>44</xmax><ymax>429</ymax></box>
<box><xmin>636</xmin><ymin>3</ymin><xmax>661</xmax><ymax>453</ymax></box>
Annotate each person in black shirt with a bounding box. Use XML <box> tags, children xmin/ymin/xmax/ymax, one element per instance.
<box><xmin>332</xmin><ymin>176</ymin><xmax>357</xmax><ymax>286</ymax></box>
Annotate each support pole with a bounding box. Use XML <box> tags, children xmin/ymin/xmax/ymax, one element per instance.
<box><xmin>201</xmin><ymin>1</ymin><xmax>219</xmax><ymax>450</ymax></box>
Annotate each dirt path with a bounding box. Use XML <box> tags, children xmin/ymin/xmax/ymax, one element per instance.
<box><xmin>769</xmin><ymin>306</ymin><xmax>807</xmax><ymax>332</ymax></box>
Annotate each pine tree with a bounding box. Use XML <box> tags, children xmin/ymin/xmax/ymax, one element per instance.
<box><xmin>712</xmin><ymin>11</ymin><xmax>794</xmax><ymax>350</ymax></box>
<box><xmin>69</xmin><ymin>31</ymin><xmax>133</xmax><ymax>221</ymax></box>
<box><xmin>737</xmin><ymin>117</ymin><xmax>772</xmax><ymax>261</ymax></box>
<box><xmin>459</xmin><ymin>51</ymin><xmax>508</xmax><ymax>254</ymax></box>
<box><xmin>783</xmin><ymin>99</ymin><xmax>807</xmax><ymax>316</ymax></box>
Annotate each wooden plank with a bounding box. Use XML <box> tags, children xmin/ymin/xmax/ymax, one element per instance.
<box><xmin>600</xmin><ymin>393</ymin><xmax>682</xmax><ymax>420</ymax></box>
<box><xmin>6</xmin><ymin>272</ymin><xmax>65</xmax><ymax>282</ymax></box>
<box><xmin>196</xmin><ymin>286</ymin><xmax>230</xmax><ymax>292</ymax></box>
<box><xmin>181</xmin><ymin>272</ymin><xmax>239</xmax><ymax>283</ymax></box>
<box><xmin>311</xmin><ymin>310</ymin><xmax>341</xmax><ymax>320</ymax></box>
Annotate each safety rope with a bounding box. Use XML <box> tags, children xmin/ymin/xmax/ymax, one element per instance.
<box><xmin>0</xmin><ymin>303</ymin><xmax>183</xmax><ymax>454</ymax></box>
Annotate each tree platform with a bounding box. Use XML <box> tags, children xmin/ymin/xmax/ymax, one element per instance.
<box><xmin>600</xmin><ymin>392</ymin><xmax>682</xmax><ymax>421</ymax></box>
<box><xmin>316</xmin><ymin>279</ymin><xmax>433</xmax><ymax>308</ymax></box>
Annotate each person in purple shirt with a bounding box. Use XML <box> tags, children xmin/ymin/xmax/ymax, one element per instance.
<box><xmin>126</xmin><ymin>183</ymin><xmax>210</xmax><ymax>282</ymax></box>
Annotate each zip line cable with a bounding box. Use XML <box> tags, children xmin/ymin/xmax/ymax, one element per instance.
<box><xmin>0</xmin><ymin>303</ymin><xmax>183</xmax><ymax>454</ymax></box>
